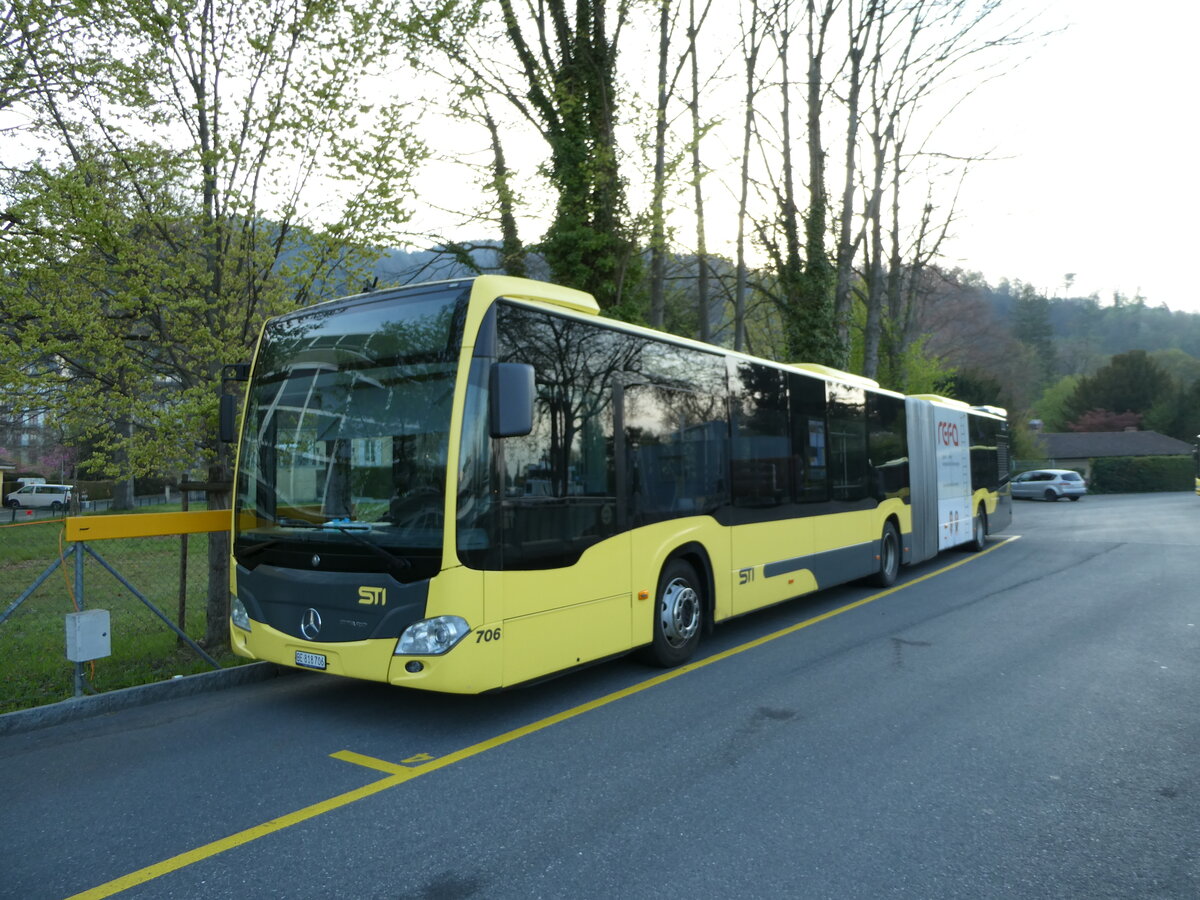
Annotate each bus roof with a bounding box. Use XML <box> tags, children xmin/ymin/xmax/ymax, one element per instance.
<box><xmin>282</xmin><ymin>275</ymin><xmax>1003</xmax><ymax>409</ymax></box>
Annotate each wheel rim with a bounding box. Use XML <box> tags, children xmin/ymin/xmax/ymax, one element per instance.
<box><xmin>659</xmin><ymin>577</ymin><xmax>700</xmax><ymax>649</ymax></box>
<box><xmin>974</xmin><ymin>514</ymin><xmax>985</xmax><ymax>545</ymax></box>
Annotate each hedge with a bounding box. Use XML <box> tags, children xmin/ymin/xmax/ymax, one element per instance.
<box><xmin>1087</xmin><ymin>455</ymin><xmax>1193</xmax><ymax>494</ymax></box>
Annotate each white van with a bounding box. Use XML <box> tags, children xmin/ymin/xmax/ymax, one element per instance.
<box><xmin>5</xmin><ymin>483</ymin><xmax>73</xmax><ymax>510</ymax></box>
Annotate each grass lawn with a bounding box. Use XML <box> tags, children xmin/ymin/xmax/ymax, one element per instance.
<box><xmin>0</xmin><ymin>515</ymin><xmax>247</xmax><ymax>714</ymax></box>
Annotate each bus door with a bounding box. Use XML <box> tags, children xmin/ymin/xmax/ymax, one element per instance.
<box><xmin>477</xmin><ymin>353</ymin><xmax>630</xmax><ymax>687</ymax></box>
<box><xmin>726</xmin><ymin>365</ymin><xmax>815</xmax><ymax>616</ymax></box>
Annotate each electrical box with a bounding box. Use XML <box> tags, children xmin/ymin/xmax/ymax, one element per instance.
<box><xmin>66</xmin><ymin>609</ymin><xmax>111</xmax><ymax>662</ymax></box>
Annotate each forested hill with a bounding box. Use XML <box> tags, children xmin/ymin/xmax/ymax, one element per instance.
<box><xmin>370</xmin><ymin>245</ymin><xmax>1200</xmax><ymax>368</ymax></box>
<box><xmin>985</xmin><ymin>286</ymin><xmax>1200</xmax><ymax>361</ymax></box>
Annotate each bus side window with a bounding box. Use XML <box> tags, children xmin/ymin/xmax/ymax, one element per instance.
<box><xmin>731</xmin><ymin>362</ymin><xmax>790</xmax><ymax>508</ymax></box>
<box><xmin>789</xmin><ymin>372</ymin><xmax>828</xmax><ymax>502</ymax></box>
<box><xmin>828</xmin><ymin>383</ymin><xmax>868</xmax><ymax>503</ymax></box>
<box><xmin>625</xmin><ymin>384</ymin><xmax>726</xmax><ymax>524</ymax></box>
<box><xmin>867</xmin><ymin>393</ymin><xmax>908</xmax><ymax>501</ymax></box>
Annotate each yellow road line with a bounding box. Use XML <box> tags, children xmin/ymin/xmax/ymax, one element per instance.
<box><xmin>69</xmin><ymin>536</ymin><xmax>1018</xmax><ymax>899</ymax></box>
<box><xmin>328</xmin><ymin>749</ymin><xmax>418</xmax><ymax>776</ymax></box>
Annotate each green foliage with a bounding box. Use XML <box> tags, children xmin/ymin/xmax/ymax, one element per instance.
<box><xmin>1033</xmin><ymin>375</ymin><xmax>1081</xmax><ymax>430</ymax></box>
<box><xmin>887</xmin><ymin>334</ymin><xmax>954</xmax><ymax>395</ymax></box>
<box><xmin>1088</xmin><ymin>456</ymin><xmax>1193</xmax><ymax>494</ymax></box>
<box><xmin>843</xmin><ymin>293</ymin><xmax>953</xmax><ymax>393</ymax></box>
<box><xmin>1</xmin><ymin>0</ymin><xmax>426</xmax><ymax>481</ymax></box>
<box><xmin>1145</xmin><ymin>378</ymin><xmax>1200</xmax><ymax>442</ymax></box>
<box><xmin>1009</xmin><ymin>420</ymin><xmax>1045</xmax><ymax>462</ymax></box>
<box><xmin>936</xmin><ymin>368</ymin><xmax>1003</xmax><ymax>407</ymax></box>
<box><xmin>1148</xmin><ymin>348</ymin><xmax>1200</xmax><ymax>387</ymax></box>
<box><xmin>1063</xmin><ymin>350</ymin><xmax>1173</xmax><ymax>425</ymax></box>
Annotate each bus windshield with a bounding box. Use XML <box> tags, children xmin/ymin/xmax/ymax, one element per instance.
<box><xmin>233</xmin><ymin>284</ymin><xmax>468</xmax><ymax>579</ymax></box>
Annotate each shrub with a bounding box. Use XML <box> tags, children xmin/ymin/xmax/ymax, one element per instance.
<box><xmin>1088</xmin><ymin>456</ymin><xmax>1193</xmax><ymax>493</ymax></box>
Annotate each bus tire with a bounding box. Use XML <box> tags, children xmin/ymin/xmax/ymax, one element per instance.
<box><xmin>964</xmin><ymin>506</ymin><xmax>987</xmax><ymax>552</ymax></box>
<box><xmin>870</xmin><ymin>522</ymin><xmax>900</xmax><ymax>588</ymax></box>
<box><xmin>643</xmin><ymin>558</ymin><xmax>703</xmax><ymax>668</ymax></box>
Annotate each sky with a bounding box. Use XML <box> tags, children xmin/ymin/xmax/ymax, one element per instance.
<box><xmin>939</xmin><ymin>0</ymin><xmax>1200</xmax><ymax>312</ymax></box>
<box><xmin>408</xmin><ymin>1</ymin><xmax>1200</xmax><ymax>317</ymax></box>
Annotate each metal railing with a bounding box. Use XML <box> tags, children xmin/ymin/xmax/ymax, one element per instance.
<box><xmin>0</xmin><ymin>510</ymin><xmax>231</xmax><ymax>709</ymax></box>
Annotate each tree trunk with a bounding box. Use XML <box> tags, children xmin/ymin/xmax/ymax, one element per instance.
<box><xmin>203</xmin><ymin>455</ymin><xmax>231</xmax><ymax>651</ymax></box>
<box><xmin>483</xmin><ymin>108</ymin><xmax>526</xmax><ymax>278</ymax></box>
<box><xmin>689</xmin><ymin>0</ymin><xmax>710</xmax><ymax>343</ymax></box>
<box><xmin>735</xmin><ymin>2</ymin><xmax>765</xmax><ymax>352</ymax></box>
<box><xmin>649</xmin><ymin>0</ymin><xmax>671</xmax><ymax>328</ymax></box>
<box><xmin>833</xmin><ymin>1</ymin><xmax>875</xmax><ymax>352</ymax></box>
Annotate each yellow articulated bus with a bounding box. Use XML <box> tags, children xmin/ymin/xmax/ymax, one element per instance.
<box><xmin>227</xmin><ymin>275</ymin><xmax>1010</xmax><ymax>692</ymax></box>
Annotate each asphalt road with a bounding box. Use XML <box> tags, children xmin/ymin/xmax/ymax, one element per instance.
<box><xmin>2</xmin><ymin>492</ymin><xmax>1197</xmax><ymax>899</ymax></box>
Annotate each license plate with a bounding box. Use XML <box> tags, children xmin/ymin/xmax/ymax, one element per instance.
<box><xmin>295</xmin><ymin>650</ymin><xmax>327</xmax><ymax>670</ymax></box>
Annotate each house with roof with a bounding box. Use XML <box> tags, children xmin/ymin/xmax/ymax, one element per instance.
<box><xmin>1036</xmin><ymin>430</ymin><xmax>1195</xmax><ymax>478</ymax></box>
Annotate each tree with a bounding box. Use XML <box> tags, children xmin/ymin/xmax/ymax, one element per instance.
<box><xmin>495</xmin><ymin>0</ymin><xmax>643</xmax><ymax>314</ymax></box>
<box><xmin>1</xmin><ymin>0</ymin><xmax>426</xmax><ymax>648</ymax></box>
<box><xmin>854</xmin><ymin>0</ymin><xmax>1031</xmax><ymax>380</ymax></box>
<box><xmin>1063</xmin><ymin>350</ymin><xmax>1173</xmax><ymax>427</ymax></box>
<box><xmin>1012</xmin><ymin>284</ymin><xmax>1056</xmax><ymax>387</ymax></box>
<box><xmin>1033</xmin><ymin>374</ymin><xmax>1081</xmax><ymax>431</ymax></box>
<box><xmin>1145</xmin><ymin>379</ymin><xmax>1200</xmax><ymax>442</ymax></box>
<box><xmin>752</xmin><ymin>0</ymin><xmax>840</xmax><ymax>366</ymax></box>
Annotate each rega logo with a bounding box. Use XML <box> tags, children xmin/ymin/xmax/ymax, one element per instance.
<box><xmin>358</xmin><ymin>586</ymin><xmax>387</xmax><ymax>606</ymax></box>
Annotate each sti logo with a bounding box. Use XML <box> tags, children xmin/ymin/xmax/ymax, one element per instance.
<box><xmin>938</xmin><ymin>421</ymin><xmax>961</xmax><ymax>447</ymax></box>
<box><xmin>358</xmin><ymin>586</ymin><xmax>387</xmax><ymax>606</ymax></box>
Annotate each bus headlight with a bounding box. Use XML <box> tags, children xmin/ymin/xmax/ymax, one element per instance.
<box><xmin>231</xmin><ymin>595</ymin><xmax>251</xmax><ymax>632</ymax></box>
<box><xmin>395</xmin><ymin>616</ymin><xmax>470</xmax><ymax>656</ymax></box>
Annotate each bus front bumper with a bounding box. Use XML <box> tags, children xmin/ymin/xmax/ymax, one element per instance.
<box><xmin>230</xmin><ymin>618</ymin><xmax>505</xmax><ymax>694</ymax></box>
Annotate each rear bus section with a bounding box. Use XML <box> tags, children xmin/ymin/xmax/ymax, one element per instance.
<box><xmin>905</xmin><ymin>396</ymin><xmax>1010</xmax><ymax>563</ymax></box>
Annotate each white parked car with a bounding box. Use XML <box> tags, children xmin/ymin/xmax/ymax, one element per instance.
<box><xmin>1011</xmin><ymin>469</ymin><xmax>1087</xmax><ymax>502</ymax></box>
<box><xmin>5</xmin><ymin>483</ymin><xmax>74</xmax><ymax>510</ymax></box>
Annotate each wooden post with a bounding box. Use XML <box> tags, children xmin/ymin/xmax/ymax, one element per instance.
<box><xmin>177</xmin><ymin>473</ymin><xmax>189</xmax><ymax>643</ymax></box>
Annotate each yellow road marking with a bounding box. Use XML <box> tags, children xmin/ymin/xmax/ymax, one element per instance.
<box><xmin>329</xmin><ymin>750</ymin><xmax>420</xmax><ymax>776</ymax></box>
<box><xmin>69</xmin><ymin>536</ymin><xmax>1017</xmax><ymax>898</ymax></box>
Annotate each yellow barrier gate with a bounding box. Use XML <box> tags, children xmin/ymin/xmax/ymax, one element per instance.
<box><xmin>3</xmin><ymin>511</ymin><xmax>232</xmax><ymax>696</ymax></box>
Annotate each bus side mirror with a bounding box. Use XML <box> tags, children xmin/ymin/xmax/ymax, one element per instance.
<box><xmin>489</xmin><ymin>363</ymin><xmax>535</xmax><ymax>438</ymax></box>
<box><xmin>219</xmin><ymin>394</ymin><xmax>237</xmax><ymax>443</ymax></box>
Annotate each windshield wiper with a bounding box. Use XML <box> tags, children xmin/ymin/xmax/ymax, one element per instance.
<box><xmin>324</xmin><ymin>523</ymin><xmax>413</xmax><ymax>571</ymax></box>
<box><xmin>274</xmin><ymin>517</ymin><xmax>411</xmax><ymax>571</ymax></box>
<box><xmin>235</xmin><ymin>538</ymin><xmax>282</xmax><ymax>562</ymax></box>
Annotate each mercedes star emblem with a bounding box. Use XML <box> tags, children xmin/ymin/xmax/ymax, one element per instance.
<box><xmin>300</xmin><ymin>608</ymin><xmax>322</xmax><ymax>640</ymax></box>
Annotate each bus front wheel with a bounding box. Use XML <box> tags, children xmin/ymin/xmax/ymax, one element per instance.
<box><xmin>643</xmin><ymin>558</ymin><xmax>703</xmax><ymax>668</ymax></box>
<box><xmin>870</xmin><ymin>522</ymin><xmax>900</xmax><ymax>588</ymax></box>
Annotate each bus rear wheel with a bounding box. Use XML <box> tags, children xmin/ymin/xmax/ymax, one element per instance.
<box><xmin>965</xmin><ymin>506</ymin><xmax>987</xmax><ymax>552</ymax></box>
<box><xmin>643</xmin><ymin>558</ymin><xmax>703</xmax><ymax>668</ymax></box>
<box><xmin>870</xmin><ymin>522</ymin><xmax>900</xmax><ymax>588</ymax></box>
